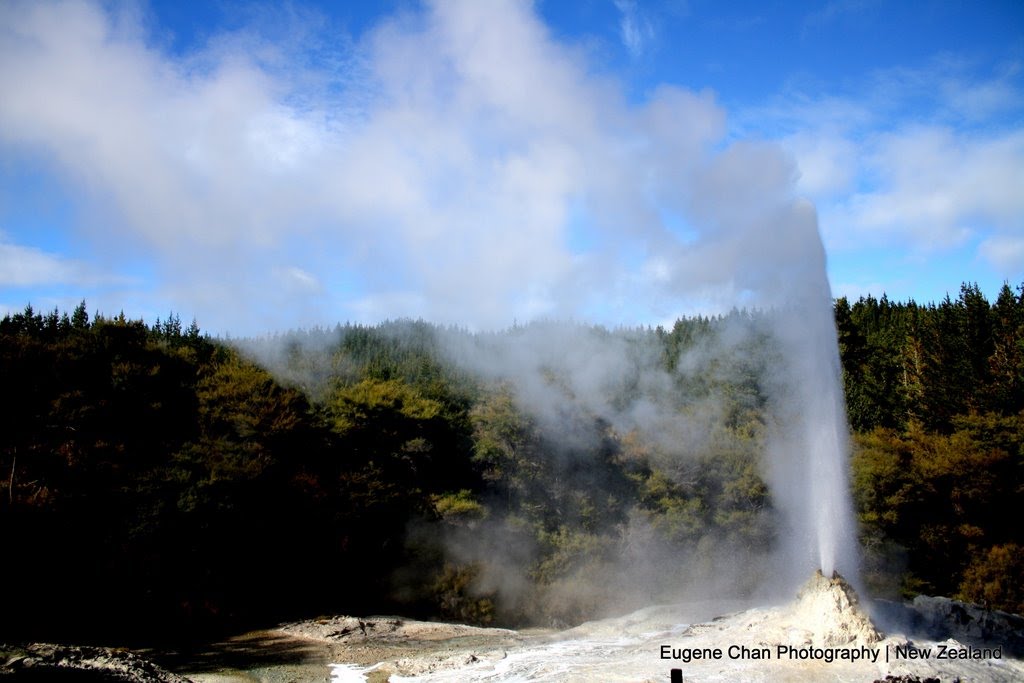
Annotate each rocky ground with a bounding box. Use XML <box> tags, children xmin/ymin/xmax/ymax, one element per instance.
<box><xmin>0</xmin><ymin>642</ymin><xmax>192</xmax><ymax>682</ymax></box>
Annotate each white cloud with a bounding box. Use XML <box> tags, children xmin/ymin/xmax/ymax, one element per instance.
<box><xmin>0</xmin><ymin>240</ymin><xmax>123</xmax><ymax>287</ymax></box>
<box><xmin>0</xmin><ymin>0</ymin><xmax>832</xmax><ymax>332</ymax></box>
<box><xmin>979</xmin><ymin>234</ymin><xmax>1024</xmax><ymax>273</ymax></box>
<box><xmin>614</xmin><ymin>0</ymin><xmax>655</xmax><ymax>58</ymax></box>
<box><xmin>845</xmin><ymin>127</ymin><xmax>1024</xmax><ymax>247</ymax></box>
<box><xmin>801</xmin><ymin>124</ymin><xmax>1024</xmax><ymax>279</ymax></box>
<box><xmin>784</xmin><ymin>131</ymin><xmax>857</xmax><ymax>196</ymax></box>
<box><xmin>866</xmin><ymin>57</ymin><xmax>1023</xmax><ymax>125</ymax></box>
<box><xmin>273</xmin><ymin>266</ymin><xmax>323</xmax><ymax>294</ymax></box>
<box><xmin>755</xmin><ymin>59</ymin><xmax>1024</xmax><ymax>283</ymax></box>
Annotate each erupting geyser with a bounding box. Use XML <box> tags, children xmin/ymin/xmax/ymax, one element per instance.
<box><xmin>761</xmin><ymin>200</ymin><xmax>861</xmax><ymax>590</ymax></box>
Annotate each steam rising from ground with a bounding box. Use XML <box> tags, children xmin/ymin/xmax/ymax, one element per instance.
<box><xmin>1</xmin><ymin>0</ymin><xmax>859</xmax><ymax>607</ymax></box>
<box><xmin>430</xmin><ymin>200</ymin><xmax>861</xmax><ymax>606</ymax></box>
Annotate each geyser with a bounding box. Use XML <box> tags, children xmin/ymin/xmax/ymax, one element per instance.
<box><xmin>759</xmin><ymin>200</ymin><xmax>861</xmax><ymax>589</ymax></box>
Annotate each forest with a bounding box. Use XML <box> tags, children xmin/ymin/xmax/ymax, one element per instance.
<box><xmin>1</xmin><ymin>282</ymin><xmax>1021</xmax><ymax>644</ymax></box>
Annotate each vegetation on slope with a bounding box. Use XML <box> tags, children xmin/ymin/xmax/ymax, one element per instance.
<box><xmin>1</xmin><ymin>282</ymin><xmax>1021</xmax><ymax>643</ymax></box>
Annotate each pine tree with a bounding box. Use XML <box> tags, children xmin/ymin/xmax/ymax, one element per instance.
<box><xmin>71</xmin><ymin>300</ymin><xmax>89</xmax><ymax>329</ymax></box>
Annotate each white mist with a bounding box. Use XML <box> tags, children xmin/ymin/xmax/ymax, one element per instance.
<box><xmin>760</xmin><ymin>200</ymin><xmax>860</xmax><ymax>590</ymax></box>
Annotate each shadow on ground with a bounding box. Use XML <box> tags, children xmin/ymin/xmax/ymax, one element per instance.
<box><xmin>147</xmin><ymin>630</ymin><xmax>329</xmax><ymax>677</ymax></box>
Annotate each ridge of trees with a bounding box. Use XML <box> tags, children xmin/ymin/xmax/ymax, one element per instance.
<box><xmin>1</xmin><ymin>282</ymin><xmax>1021</xmax><ymax>645</ymax></box>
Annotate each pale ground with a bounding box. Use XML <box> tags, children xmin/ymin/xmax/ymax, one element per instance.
<box><xmin>173</xmin><ymin>574</ymin><xmax>1024</xmax><ymax>683</ymax></box>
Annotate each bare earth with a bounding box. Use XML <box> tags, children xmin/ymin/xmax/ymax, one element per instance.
<box><xmin>171</xmin><ymin>618</ymin><xmax>537</xmax><ymax>683</ymax></box>
<box><xmin>169</xmin><ymin>574</ymin><xmax>1024</xmax><ymax>682</ymax></box>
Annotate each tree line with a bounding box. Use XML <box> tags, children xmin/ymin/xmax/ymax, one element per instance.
<box><xmin>0</xmin><ymin>283</ymin><xmax>1021</xmax><ymax>645</ymax></box>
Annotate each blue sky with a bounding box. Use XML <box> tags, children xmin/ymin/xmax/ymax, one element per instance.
<box><xmin>1</xmin><ymin>0</ymin><xmax>1022</xmax><ymax>334</ymax></box>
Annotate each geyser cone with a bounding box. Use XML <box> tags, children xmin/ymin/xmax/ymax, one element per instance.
<box><xmin>789</xmin><ymin>570</ymin><xmax>882</xmax><ymax>647</ymax></box>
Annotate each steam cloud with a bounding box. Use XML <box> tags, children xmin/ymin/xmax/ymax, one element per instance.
<box><xmin>1</xmin><ymin>1</ymin><xmax>859</xmax><ymax>601</ymax></box>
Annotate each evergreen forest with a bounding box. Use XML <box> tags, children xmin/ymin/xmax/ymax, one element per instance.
<box><xmin>1</xmin><ymin>282</ymin><xmax>1022</xmax><ymax>644</ymax></box>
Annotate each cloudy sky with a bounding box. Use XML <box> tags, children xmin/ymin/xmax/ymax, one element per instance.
<box><xmin>1</xmin><ymin>0</ymin><xmax>1021</xmax><ymax>334</ymax></box>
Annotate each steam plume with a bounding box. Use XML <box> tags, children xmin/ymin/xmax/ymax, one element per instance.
<box><xmin>0</xmin><ymin>0</ymin><xmax>860</xmax><ymax>597</ymax></box>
